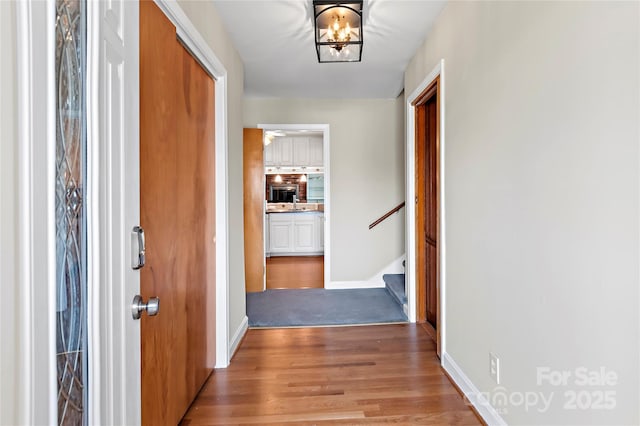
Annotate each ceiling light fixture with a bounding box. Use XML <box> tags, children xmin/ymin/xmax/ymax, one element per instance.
<box><xmin>264</xmin><ymin>130</ymin><xmax>286</xmax><ymax>146</ymax></box>
<box><xmin>313</xmin><ymin>0</ymin><xmax>363</xmax><ymax>63</ymax></box>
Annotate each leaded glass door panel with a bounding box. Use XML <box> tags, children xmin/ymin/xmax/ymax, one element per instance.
<box><xmin>55</xmin><ymin>0</ymin><xmax>87</xmax><ymax>423</ymax></box>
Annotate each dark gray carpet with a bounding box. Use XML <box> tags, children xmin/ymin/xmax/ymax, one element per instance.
<box><xmin>383</xmin><ymin>273</ymin><xmax>407</xmax><ymax>305</ymax></box>
<box><xmin>247</xmin><ymin>288</ymin><xmax>407</xmax><ymax>327</ymax></box>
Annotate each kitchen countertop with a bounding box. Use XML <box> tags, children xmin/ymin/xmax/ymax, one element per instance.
<box><xmin>266</xmin><ymin>203</ymin><xmax>324</xmax><ymax>214</ymax></box>
<box><xmin>267</xmin><ymin>209</ymin><xmax>323</xmax><ymax>214</ymax></box>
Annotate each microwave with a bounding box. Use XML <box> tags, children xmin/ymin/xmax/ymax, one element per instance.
<box><xmin>269</xmin><ymin>184</ymin><xmax>299</xmax><ymax>202</ymax></box>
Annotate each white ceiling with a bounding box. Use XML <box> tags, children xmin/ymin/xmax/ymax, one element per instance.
<box><xmin>211</xmin><ymin>0</ymin><xmax>446</xmax><ymax>99</ymax></box>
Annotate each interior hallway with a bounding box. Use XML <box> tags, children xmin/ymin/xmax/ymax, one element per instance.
<box><xmin>181</xmin><ymin>324</ymin><xmax>481</xmax><ymax>425</ymax></box>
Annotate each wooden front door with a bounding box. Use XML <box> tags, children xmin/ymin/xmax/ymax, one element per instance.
<box><xmin>140</xmin><ymin>2</ymin><xmax>216</xmax><ymax>424</ymax></box>
<box><xmin>415</xmin><ymin>78</ymin><xmax>440</xmax><ymax>355</ymax></box>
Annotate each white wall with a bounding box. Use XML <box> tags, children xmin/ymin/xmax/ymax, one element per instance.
<box><xmin>177</xmin><ymin>1</ymin><xmax>247</xmax><ymax>340</ymax></box>
<box><xmin>405</xmin><ymin>1</ymin><xmax>639</xmax><ymax>424</ymax></box>
<box><xmin>0</xmin><ymin>1</ymin><xmax>18</xmax><ymax>424</ymax></box>
<box><xmin>244</xmin><ymin>97</ymin><xmax>405</xmax><ymax>282</ymax></box>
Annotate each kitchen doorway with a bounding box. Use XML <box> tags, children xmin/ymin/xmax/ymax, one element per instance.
<box><xmin>244</xmin><ymin>124</ymin><xmax>331</xmax><ymax>293</ymax></box>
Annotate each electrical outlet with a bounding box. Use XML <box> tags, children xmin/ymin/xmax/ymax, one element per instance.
<box><xmin>489</xmin><ymin>352</ymin><xmax>500</xmax><ymax>384</ymax></box>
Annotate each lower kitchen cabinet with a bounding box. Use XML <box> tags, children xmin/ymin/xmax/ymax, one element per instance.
<box><xmin>293</xmin><ymin>217</ymin><xmax>316</xmax><ymax>252</ymax></box>
<box><xmin>269</xmin><ymin>215</ymin><xmax>294</xmax><ymax>253</ymax></box>
<box><xmin>268</xmin><ymin>212</ymin><xmax>323</xmax><ymax>255</ymax></box>
<box><xmin>316</xmin><ymin>214</ymin><xmax>324</xmax><ymax>250</ymax></box>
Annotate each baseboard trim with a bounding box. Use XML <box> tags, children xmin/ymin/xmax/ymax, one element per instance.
<box><xmin>326</xmin><ymin>255</ymin><xmax>406</xmax><ymax>290</ymax></box>
<box><xmin>326</xmin><ymin>281</ymin><xmax>385</xmax><ymax>289</ymax></box>
<box><xmin>228</xmin><ymin>316</ymin><xmax>249</xmax><ymax>362</ymax></box>
<box><xmin>442</xmin><ymin>352</ymin><xmax>507</xmax><ymax>426</ymax></box>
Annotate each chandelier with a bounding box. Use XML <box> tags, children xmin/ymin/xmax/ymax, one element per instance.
<box><xmin>313</xmin><ymin>1</ymin><xmax>363</xmax><ymax>63</ymax></box>
<box><xmin>327</xmin><ymin>16</ymin><xmax>351</xmax><ymax>51</ymax></box>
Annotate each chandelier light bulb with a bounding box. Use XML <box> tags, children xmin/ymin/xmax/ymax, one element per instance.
<box><xmin>325</xmin><ymin>15</ymin><xmax>352</xmax><ymax>52</ymax></box>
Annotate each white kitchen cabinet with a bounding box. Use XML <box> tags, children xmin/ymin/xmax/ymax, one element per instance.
<box><xmin>316</xmin><ymin>214</ymin><xmax>324</xmax><ymax>251</ymax></box>
<box><xmin>269</xmin><ymin>214</ymin><xmax>294</xmax><ymax>253</ymax></box>
<box><xmin>265</xmin><ymin>136</ymin><xmax>322</xmax><ymax>168</ymax></box>
<box><xmin>308</xmin><ymin>137</ymin><xmax>323</xmax><ymax>166</ymax></box>
<box><xmin>292</xmin><ymin>138</ymin><xmax>309</xmax><ymax>166</ymax></box>
<box><xmin>278</xmin><ymin>137</ymin><xmax>293</xmax><ymax>166</ymax></box>
<box><xmin>293</xmin><ymin>215</ymin><xmax>316</xmax><ymax>252</ymax></box>
<box><xmin>268</xmin><ymin>212</ymin><xmax>324</xmax><ymax>255</ymax></box>
<box><xmin>264</xmin><ymin>141</ymin><xmax>275</xmax><ymax>166</ymax></box>
<box><xmin>264</xmin><ymin>137</ymin><xmax>294</xmax><ymax>166</ymax></box>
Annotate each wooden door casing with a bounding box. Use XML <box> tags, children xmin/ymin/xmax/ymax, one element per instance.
<box><xmin>424</xmin><ymin>95</ymin><xmax>438</xmax><ymax>327</ymax></box>
<box><xmin>140</xmin><ymin>1</ymin><xmax>216</xmax><ymax>424</ymax></box>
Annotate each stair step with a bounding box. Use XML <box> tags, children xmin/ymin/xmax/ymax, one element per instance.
<box><xmin>383</xmin><ymin>273</ymin><xmax>406</xmax><ymax>306</ymax></box>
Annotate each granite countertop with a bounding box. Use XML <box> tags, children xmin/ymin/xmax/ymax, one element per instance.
<box><xmin>266</xmin><ymin>202</ymin><xmax>324</xmax><ymax>213</ymax></box>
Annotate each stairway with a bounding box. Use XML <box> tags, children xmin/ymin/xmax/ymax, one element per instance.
<box><xmin>383</xmin><ymin>273</ymin><xmax>406</xmax><ymax>307</ymax></box>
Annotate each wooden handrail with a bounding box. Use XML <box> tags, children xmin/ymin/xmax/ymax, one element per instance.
<box><xmin>369</xmin><ymin>202</ymin><xmax>405</xmax><ymax>230</ymax></box>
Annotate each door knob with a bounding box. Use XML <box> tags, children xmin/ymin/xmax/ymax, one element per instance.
<box><xmin>132</xmin><ymin>295</ymin><xmax>160</xmax><ymax>320</ymax></box>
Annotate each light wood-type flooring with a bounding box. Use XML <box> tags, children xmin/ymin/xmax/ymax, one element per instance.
<box><xmin>181</xmin><ymin>324</ymin><xmax>482</xmax><ymax>425</ymax></box>
<box><xmin>266</xmin><ymin>255</ymin><xmax>324</xmax><ymax>289</ymax></box>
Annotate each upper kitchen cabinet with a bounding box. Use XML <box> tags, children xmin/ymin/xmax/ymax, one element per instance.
<box><xmin>266</xmin><ymin>136</ymin><xmax>323</xmax><ymax>167</ymax></box>
<box><xmin>265</xmin><ymin>137</ymin><xmax>293</xmax><ymax>166</ymax></box>
<box><xmin>264</xmin><ymin>139</ymin><xmax>275</xmax><ymax>165</ymax></box>
<box><xmin>293</xmin><ymin>138</ymin><xmax>309</xmax><ymax>165</ymax></box>
<box><xmin>308</xmin><ymin>137</ymin><xmax>323</xmax><ymax>167</ymax></box>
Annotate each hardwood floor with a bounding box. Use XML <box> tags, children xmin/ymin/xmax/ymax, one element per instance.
<box><xmin>266</xmin><ymin>255</ymin><xmax>324</xmax><ymax>289</ymax></box>
<box><xmin>181</xmin><ymin>324</ymin><xmax>481</xmax><ymax>425</ymax></box>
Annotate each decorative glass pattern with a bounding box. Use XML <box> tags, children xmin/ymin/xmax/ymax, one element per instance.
<box><xmin>55</xmin><ymin>0</ymin><xmax>87</xmax><ymax>424</ymax></box>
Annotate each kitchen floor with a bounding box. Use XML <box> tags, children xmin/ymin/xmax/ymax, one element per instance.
<box><xmin>266</xmin><ymin>255</ymin><xmax>324</xmax><ymax>289</ymax></box>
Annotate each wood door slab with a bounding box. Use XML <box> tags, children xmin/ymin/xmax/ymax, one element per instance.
<box><xmin>140</xmin><ymin>1</ymin><xmax>215</xmax><ymax>424</ymax></box>
<box><xmin>244</xmin><ymin>128</ymin><xmax>265</xmax><ymax>293</ymax></box>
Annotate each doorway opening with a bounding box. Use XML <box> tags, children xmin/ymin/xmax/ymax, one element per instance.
<box><xmin>263</xmin><ymin>129</ymin><xmax>326</xmax><ymax>290</ymax></box>
<box><xmin>244</xmin><ymin>124</ymin><xmax>331</xmax><ymax>294</ymax></box>
<box><xmin>243</xmin><ymin>124</ymin><xmax>408</xmax><ymax>328</ymax></box>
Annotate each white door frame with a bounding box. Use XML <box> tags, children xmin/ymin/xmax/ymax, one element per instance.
<box><xmin>258</xmin><ymin>123</ymin><xmax>331</xmax><ymax>287</ymax></box>
<box><xmin>14</xmin><ymin>0</ymin><xmax>231</xmax><ymax>423</ymax></box>
<box><xmin>88</xmin><ymin>0</ymin><xmax>141</xmax><ymax>423</ymax></box>
<box><xmin>15</xmin><ymin>1</ymin><xmax>57</xmax><ymax>423</ymax></box>
<box><xmin>405</xmin><ymin>59</ymin><xmax>446</xmax><ymax>356</ymax></box>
